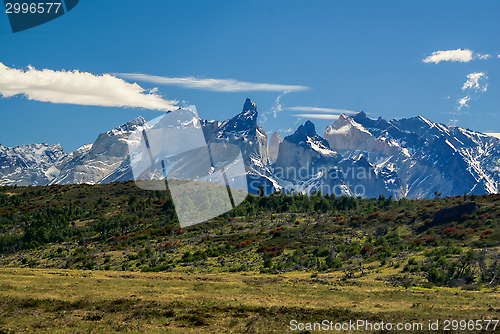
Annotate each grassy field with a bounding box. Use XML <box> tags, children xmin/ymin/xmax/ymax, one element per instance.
<box><xmin>2</xmin><ymin>183</ymin><xmax>500</xmax><ymax>332</ymax></box>
<box><xmin>0</xmin><ymin>268</ymin><xmax>499</xmax><ymax>333</ymax></box>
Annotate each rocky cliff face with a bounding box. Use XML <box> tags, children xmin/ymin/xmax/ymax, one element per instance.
<box><xmin>272</xmin><ymin>120</ymin><xmax>389</xmax><ymax>197</ymax></box>
<box><xmin>205</xmin><ymin>99</ymin><xmax>270</xmax><ymax>172</ymax></box>
<box><xmin>201</xmin><ymin>99</ymin><xmax>276</xmax><ymax>194</ymax></box>
<box><xmin>324</xmin><ymin>113</ymin><xmax>397</xmax><ymax>156</ymax></box>
<box><xmin>268</xmin><ymin>132</ymin><xmax>282</xmax><ymax>165</ymax></box>
<box><xmin>51</xmin><ymin>117</ymin><xmax>149</xmax><ymax>185</ymax></box>
<box><xmin>274</xmin><ymin>121</ymin><xmax>337</xmax><ymax>177</ymax></box>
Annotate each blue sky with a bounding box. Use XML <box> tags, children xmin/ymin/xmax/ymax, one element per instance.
<box><xmin>1</xmin><ymin>0</ymin><xmax>499</xmax><ymax>151</ymax></box>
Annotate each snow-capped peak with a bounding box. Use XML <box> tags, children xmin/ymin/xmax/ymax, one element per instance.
<box><xmin>243</xmin><ymin>98</ymin><xmax>257</xmax><ymax>111</ymax></box>
<box><xmin>107</xmin><ymin>116</ymin><xmax>148</xmax><ymax>136</ymax></box>
<box><xmin>284</xmin><ymin>120</ymin><xmax>334</xmax><ymax>156</ymax></box>
<box><xmin>219</xmin><ymin>99</ymin><xmax>259</xmax><ymax>134</ymax></box>
<box><xmin>325</xmin><ymin>113</ymin><xmax>372</xmax><ymax>136</ymax></box>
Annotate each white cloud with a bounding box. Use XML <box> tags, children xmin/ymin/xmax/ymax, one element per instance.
<box><xmin>294</xmin><ymin>113</ymin><xmax>340</xmax><ymax>120</ymax></box>
<box><xmin>260</xmin><ymin>113</ymin><xmax>267</xmax><ymax>123</ymax></box>
<box><xmin>423</xmin><ymin>49</ymin><xmax>474</xmax><ymax>64</ymax></box>
<box><xmin>457</xmin><ymin>96</ymin><xmax>470</xmax><ymax>110</ymax></box>
<box><xmin>0</xmin><ymin>63</ymin><xmax>177</xmax><ymax>111</ymax></box>
<box><xmin>113</xmin><ymin>73</ymin><xmax>309</xmax><ymax>93</ymax></box>
<box><xmin>423</xmin><ymin>49</ymin><xmax>493</xmax><ymax>64</ymax></box>
<box><xmin>453</xmin><ymin>72</ymin><xmax>488</xmax><ymax>112</ymax></box>
<box><xmin>271</xmin><ymin>91</ymin><xmax>289</xmax><ymax>118</ymax></box>
<box><xmin>275</xmin><ymin>128</ymin><xmax>293</xmax><ymax>134</ymax></box>
<box><xmin>286</xmin><ymin>106</ymin><xmax>357</xmax><ymax>114</ymax></box>
<box><xmin>477</xmin><ymin>54</ymin><xmax>491</xmax><ymax>60</ymax></box>
<box><xmin>462</xmin><ymin>72</ymin><xmax>487</xmax><ymax>91</ymax></box>
<box><xmin>288</xmin><ymin>106</ymin><xmax>357</xmax><ymax>120</ymax></box>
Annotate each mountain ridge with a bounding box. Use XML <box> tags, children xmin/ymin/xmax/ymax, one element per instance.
<box><xmin>1</xmin><ymin>99</ymin><xmax>499</xmax><ymax>199</ymax></box>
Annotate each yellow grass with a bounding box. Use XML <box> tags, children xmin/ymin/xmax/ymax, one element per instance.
<box><xmin>0</xmin><ymin>268</ymin><xmax>499</xmax><ymax>333</ymax></box>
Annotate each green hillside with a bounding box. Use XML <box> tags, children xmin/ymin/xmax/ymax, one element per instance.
<box><xmin>1</xmin><ymin>181</ymin><xmax>500</xmax><ymax>289</ymax></box>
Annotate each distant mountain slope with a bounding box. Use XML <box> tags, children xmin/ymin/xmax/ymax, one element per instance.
<box><xmin>0</xmin><ymin>143</ymin><xmax>67</xmax><ymax>186</ymax></box>
<box><xmin>324</xmin><ymin>112</ymin><xmax>500</xmax><ymax>198</ymax></box>
<box><xmin>1</xmin><ymin>100</ymin><xmax>499</xmax><ymax>199</ymax></box>
<box><xmin>272</xmin><ymin>120</ymin><xmax>389</xmax><ymax>197</ymax></box>
<box><xmin>102</xmin><ymin>99</ymin><xmax>276</xmax><ymax>194</ymax></box>
<box><xmin>51</xmin><ymin>117</ymin><xmax>149</xmax><ymax>185</ymax></box>
<box><xmin>202</xmin><ymin>99</ymin><xmax>270</xmax><ymax>177</ymax></box>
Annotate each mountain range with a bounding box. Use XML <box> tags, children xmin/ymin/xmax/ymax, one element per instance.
<box><xmin>1</xmin><ymin>98</ymin><xmax>499</xmax><ymax>199</ymax></box>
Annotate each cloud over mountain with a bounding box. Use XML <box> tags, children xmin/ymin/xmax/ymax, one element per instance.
<box><xmin>286</xmin><ymin>106</ymin><xmax>357</xmax><ymax>120</ymax></box>
<box><xmin>0</xmin><ymin>63</ymin><xmax>177</xmax><ymax>111</ymax></box>
<box><xmin>293</xmin><ymin>113</ymin><xmax>341</xmax><ymax>120</ymax></box>
<box><xmin>113</xmin><ymin>73</ymin><xmax>309</xmax><ymax>93</ymax></box>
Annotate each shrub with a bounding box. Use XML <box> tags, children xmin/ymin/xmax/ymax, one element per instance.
<box><xmin>263</xmin><ymin>258</ymin><xmax>272</xmax><ymax>268</ymax></box>
<box><xmin>480</xmin><ymin>230</ymin><xmax>493</xmax><ymax>238</ymax></box>
<box><xmin>360</xmin><ymin>246</ymin><xmax>372</xmax><ymax>256</ymax></box>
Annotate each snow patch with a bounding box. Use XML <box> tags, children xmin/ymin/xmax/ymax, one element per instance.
<box><xmin>306</xmin><ymin>137</ymin><xmax>336</xmax><ymax>156</ymax></box>
<box><xmin>445</xmin><ymin>139</ymin><xmax>457</xmax><ymax>152</ymax></box>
